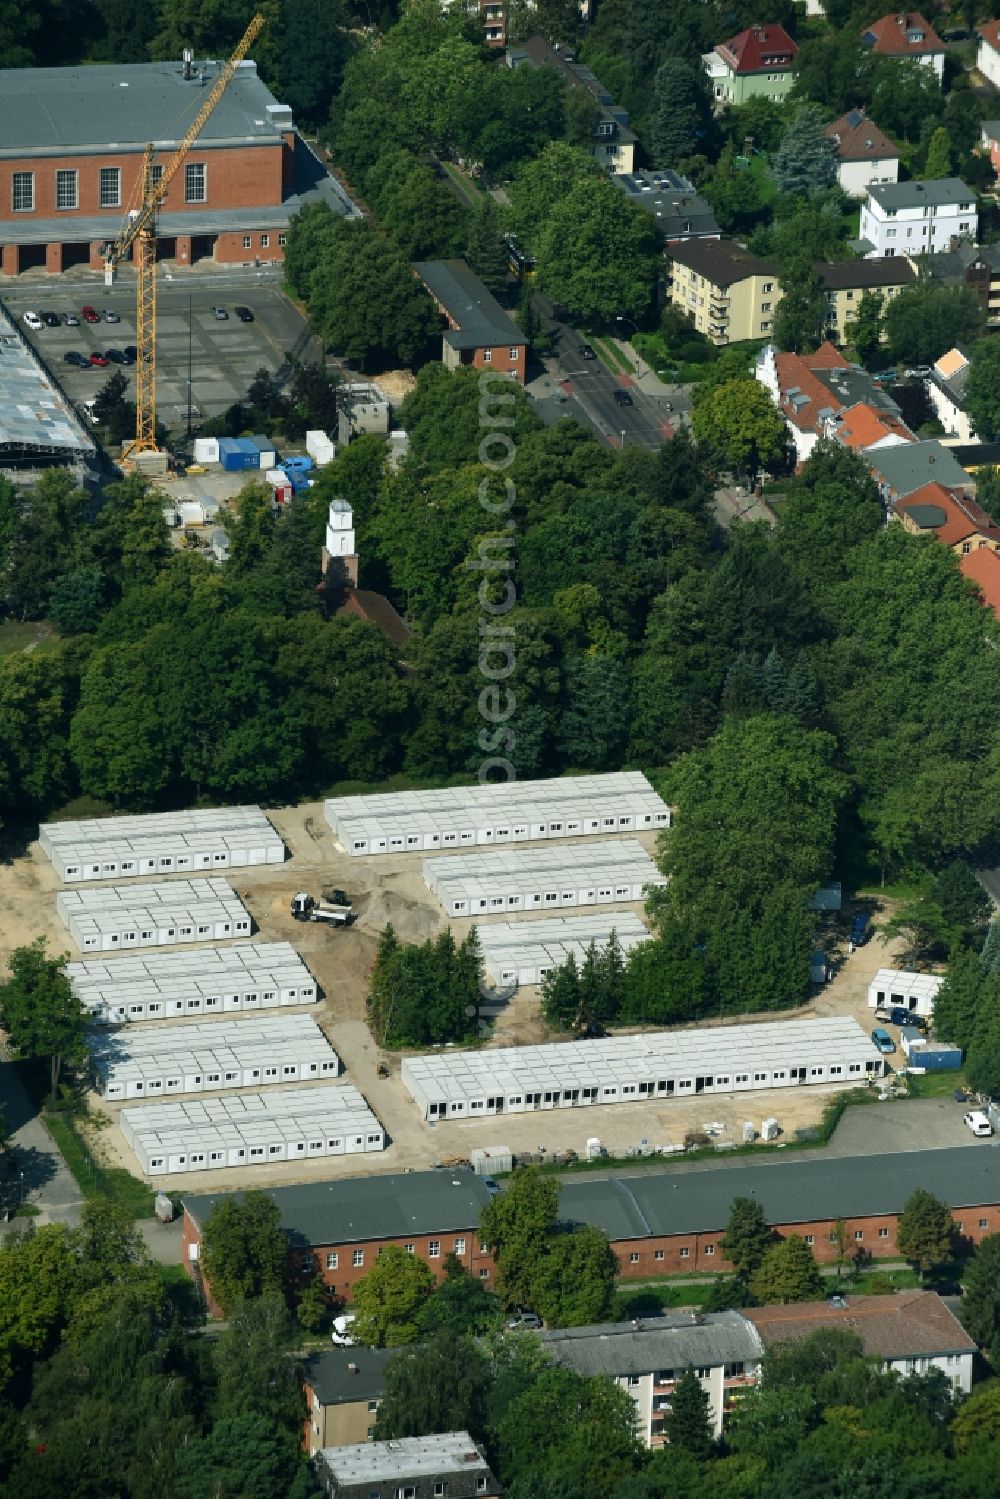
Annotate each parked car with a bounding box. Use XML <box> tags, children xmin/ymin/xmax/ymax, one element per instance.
<box><xmin>211</xmin><ymin>306</ymin><xmax>228</xmax><ymax>320</ymax></box>
<box><xmin>889</xmin><ymin>1007</ymin><xmax>927</xmax><ymax>1031</ymax></box>
<box><xmin>105</xmin><ymin>349</ymin><xmax>127</xmax><ymax>365</ymax></box>
<box><xmin>578</xmin><ymin>343</ymin><xmax>596</xmax><ymax>360</ymax></box>
<box><xmin>870</xmin><ymin>1027</ymin><xmax>895</xmax><ymax>1054</ymax></box>
<box><xmin>964</xmin><ymin>1110</ymin><xmax>993</xmax><ymax>1137</ymax></box>
<box><xmin>234</xmin><ymin>305</ymin><xmax>254</xmax><ymax>322</ymax></box>
<box><xmin>953</xmin><ymin>1088</ymin><xmax>970</xmax><ymax>1103</ymax></box>
<box><xmin>88</xmin><ymin>352</ymin><xmax>110</xmax><ymax>367</ymax></box>
<box><xmin>63</xmin><ymin>351</ymin><xmax>90</xmax><ymax>368</ymax></box>
<box><xmin>123</xmin><ymin>345</ymin><xmax>138</xmax><ymax>362</ymax></box>
<box><xmin>102</xmin><ymin>308</ymin><xmax>120</xmax><ymax>323</ymax></box>
<box><xmin>482</xmin><ymin>1177</ymin><xmax>501</xmax><ymax>1196</ymax></box>
<box><xmin>62</xmin><ymin>311</ymin><xmax>80</xmax><ymax>326</ymax></box>
<box><xmin>507</xmin><ymin>1311</ymin><xmax>542</xmax><ymax>1330</ymax></box>
<box><xmin>41</xmin><ymin>311</ymin><xmax>61</xmax><ymax>328</ymax></box>
<box><xmin>613</xmin><ymin>389</ymin><xmax>633</xmax><ymax>406</ymax></box>
<box><xmin>22</xmin><ymin>311</ymin><xmax>43</xmax><ymax>331</ymax></box>
<box><xmin>82</xmin><ymin>305</ymin><xmax>100</xmax><ymax>323</ymax></box>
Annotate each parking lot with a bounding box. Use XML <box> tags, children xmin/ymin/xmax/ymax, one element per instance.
<box><xmin>0</xmin><ymin>271</ymin><xmax>322</xmax><ymax>439</ymax></box>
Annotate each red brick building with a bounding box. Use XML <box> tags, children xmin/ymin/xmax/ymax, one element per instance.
<box><xmin>182</xmin><ymin>1169</ymin><xmax>496</xmax><ymax>1317</ymax></box>
<box><xmin>413</xmin><ymin>258</ymin><xmax>527</xmax><ymax>383</ymax></box>
<box><xmin>0</xmin><ymin>56</ymin><xmax>357</xmax><ymax>276</ymax></box>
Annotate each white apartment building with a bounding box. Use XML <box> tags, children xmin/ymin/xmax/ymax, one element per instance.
<box><xmin>977</xmin><ymin>21</ymin><xmax>1000</xmax><ymax>89</ymax></box>
<box><xmin>859</xmin><ymin>179</ymin><xmax>978</xmax><ymax>259</ymax></box>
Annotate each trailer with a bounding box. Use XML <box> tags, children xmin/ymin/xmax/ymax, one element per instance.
<box><xmin>867</xmin><ymin>968</ymin><xmax>942</xmax><ymax>1018</ymax></box>
<box><xmin>423</xmin><ymin>839</ymin><xmax>666</xmax><ymax>919</ymax></box>
<box><xmin>39</xmin><ymin>804</ymin><xmax>284</xmax><ymax>884</ymax></box>
<box><xmin>56</xmin><ymin>878</ymin><xmax>252</xmax><ymax>952</ymax></box>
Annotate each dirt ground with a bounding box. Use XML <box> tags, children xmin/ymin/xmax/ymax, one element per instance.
<box><xmin>0</xmin><ymin>802</ymin><xmax>914</xmax><ymax>1194</ymax></box>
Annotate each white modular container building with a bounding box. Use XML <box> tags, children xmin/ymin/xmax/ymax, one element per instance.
<box><xmin>325</xmin><ymin>771</ymin><xmax>670</xmax><ymax>857</ymax></box>
<box><xmin>39</xmin><ymin>804</ymin><xmax>284</xmax><ymax>883</ymax></box>
<box><xmin>424</xmin><ymin>839</ymin><xmax>665</xmax><ymax>919</ymax></box>
<box><xmin>90</xmin><ymin>1014</ymin><xmax>339</xmax><ymax>1101</ymax></box>
<box><xmin>477</xmin><ymin>912</ymin><xmax>652</xmax><ymax>989</ymax></box>
<box><xmin>56</xmin><ymin>878</ymin><xmax>252</xmax><ymax>953</ymax></box>
<box><xmin>867</xmin><ymin>968</ymin><xmax>943</xmax><ymax>1018</ymax></box>
<box><xmin>401</xmin><ymin>1017</ymin><xmax>887</xmax><ymax>1121</ymax></box>
<box><xmin>65</xmin><ymin>942</ymin><xmax>317</xmax><ymax>1025</ymax></box>
<box><xmin>121</xmin><ymin>1085</ymin><xmax>385</xmax><ymax>1176</ymax></box>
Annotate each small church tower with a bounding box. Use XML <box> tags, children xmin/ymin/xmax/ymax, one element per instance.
<box><xmin>323</xmin><ymin>497</ymin><xmax>359</xmax><ymax>587</ymax></box>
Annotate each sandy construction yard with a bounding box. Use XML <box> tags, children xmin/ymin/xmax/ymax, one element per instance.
<box><xmin>0</xmin><ymin>802</ymin><xmax>913</xmax><ymax>1194</ymax></box>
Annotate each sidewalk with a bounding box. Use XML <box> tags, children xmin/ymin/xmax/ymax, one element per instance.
<box><xmin>0</xmin><ymin>1052</ymin><xmax>82</xmax><ymax>1230</ymax></box>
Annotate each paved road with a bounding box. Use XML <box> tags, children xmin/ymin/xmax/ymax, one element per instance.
<box><xmin>0</xmin><ymin>1050</ymin><xmax>82</xmax><ymax>1231</ymax></box>
<box><xmin>977</xmin><ymin>867</ymin><xmax>1000</xmax><ymax>907</ymax></box>
<box><xmin>545</xmin><ymin>322</ymin><xmax>676</xmax><ymax>451</ymax></box>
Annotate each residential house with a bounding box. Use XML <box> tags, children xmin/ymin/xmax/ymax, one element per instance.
<box><xmin>756</xmin><ymin>342</ymin><xmax>910</xmax><ymax>464</ymax></box>
<box><xmin>314</xmin><ymin>1433</ymin><xmax>501</xmax><ymax>1499</ymax></box>
<box><xmin>747</xmin><ymin>1292</ymin><xmax>976</xmax><ymax>1394</ymax></box>
<box><xmin>977</xmin><ymin>21</ymin><xmax>1000</xmax><ymax>89</ymax></box>
<box><xmin>413</xmin><ymin>259</ymin><xmax>527</xmax><ymax>384</ymax></box>
<box><xmin>703</xmin><ymin>24</ymin><xmax>799</xmax><ymax>105</ymax></box>
<box><xmin>303</xmin><ymin>1347</ymin><xmax>395</xmax><ymax>1456</ymax></box>
<box><xmin>666</xmin><ymin>238</ymin><xmax>780</xmax><ymax>345</ymax></box>
<box><xmin>816</xmin><ymin>256</ymin><xmax>915</xmax><ymax>342</ymax></box>
<box><xmin>981</xmin><ymin>120</ymin><xmax>1000</xmax><ymax>178</ymax></box>
<box><xmin>825</xmin><ymin>110</ymin><xmax>901</xmax><ymax>198</ymax></box>
<box><xmin>538</xmin><ymin>1313</ymin><xmax>764</xmax><ymax>1445</ymax></box>
<box><xmin>440</xmin><ymin>0</ymin><xmax>508</xmax><ymax>48</ymax></box>
<box><xmin>612</xmin><ymin>170</ymin><xmax>720</xmax><ymax>245</ymax></box>
<box><xmin>859</xmin><ymin>179</ymin><xmax>978</xmax><ymax>259</ymax></box>
<box><xmin>869</xmin><ymin>441</ymin><xmax>976</xmax><ymax>506</ymax></box>
<box><xmin>926</xmin><ymin>347</ymin><xmax>977</xmax><ymax>443</ymax></box>
<box><xmin>861</xmin><ymin>12</ymin><xmax>946</xmax><ymax>80</ymax></box>
<box><xmin>960</xmin><ymin>545</ymin><xmax>1000</xmax><ymax>619</ymax></box>
<box><xmin>182</xmin><ymin>1170</ymin><xmax>496</xmax><ymax>1317</ymax></box>
<box><xmin>911</xmin><ymin>240</ymin><xmax>1000</xmax><ymax>330</ymax></box>
<box><xmin>830</xmin><ymin>401</ymin><xmax>915</xmax><ymax>453</ymax></box>
<box><xmin>510</xmin><ymin>37</ymin><xmax>636</xmax><ymax>173</ymax></box>
<box><xmin>895</xmin><ymin>481</ymin><xmax>1000</xmax><ymax>553</ymax></box>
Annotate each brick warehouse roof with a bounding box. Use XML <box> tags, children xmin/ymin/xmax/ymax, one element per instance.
<box><xmin>556</xmin><ymin>1145</ymin><xmax>1000</xmax><ymax>1240</ymax></box>
<box><xmin>183</xmin><ymin>1167</ymin><xmax>495</xmax><ymax>1247</ymax></box>
<box><xmin>0</xmin><ymin>58</ymin><xmax>289</xmax><ymax>156</ymax></box>
<box><xmin>747</xmin><ymin>1292</ymin><xmax>975</xmax><ymax>1360</ymax></box>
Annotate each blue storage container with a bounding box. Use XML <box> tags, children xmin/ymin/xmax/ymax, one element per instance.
<box><xmin>283</xmin><ymin>454</ymin><xmax>313</xmax><ymax>473</ymax></box>
<box><xmin>914</xmin><ymin>1046</ymin><xmax>962</xmax><ymax>1071</ymax></box>
<box><xmin>235</xmin><ymin>436</ymin><xmax>260</xmax><ymax>468</ymax></box>
<box><xmin>218</xmin><ymin>437</ymin><xmax>245</xmax><ymax>472</ymax></box>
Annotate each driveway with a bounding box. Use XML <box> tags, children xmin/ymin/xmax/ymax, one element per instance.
<box><xmin>0</xmin><ymin>1050</ymin><xmax>82</xmax><ymax>1231</ymax></box>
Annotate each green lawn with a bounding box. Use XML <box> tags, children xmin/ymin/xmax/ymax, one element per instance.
<box><xmin>0</xmin><ymin>620</ymin><xmax>55</xmax><ymax>656</ymax></box>
<box><xmin>43</xmin><ymin>1111</ymin><xmax>155</xmax><ymax>1219</ymax></box>
<box><xmin>440</xmin><ymin>160</ymin><xmax>485</xmax><ymax>203</ymax></box>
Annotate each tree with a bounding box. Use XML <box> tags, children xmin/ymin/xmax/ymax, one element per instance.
<box><xmin>532</xmin><ymin>1226</ymin><xmax>618</xmax><ymax>1328</ymax></box>
<box><xmin>508</xmin><ymin>142</ymin><xmax>601</xmax><ymax>254</ymax></box>
<box><xmin>665</xmin><ymin>1368</ymin><xmax>714</xmax><ymax>1459</ymax></box>
<box><xmin>933</xmin><ymin>947</ymin><xmax>993</xmax><ymax>1051</ymax></box>
<box><xmin>648</xmin><ymin>59</ymin><xmax>713</xmax><ymax>165</ymax></box>
<box><xmin>174</xmin><ymin>1413</ymin><xmax>301</xmax><ymax>1499</ymax></box>
<box><xmin>966</xmin><ymin>1007</ymin><xmax>1000</xmax><ymax>1100</ymax></box>
<box><xmin>352</xmin><ymin>1245</ymin><xmax>435</xmax><ymax>1347</ymax></box>
<box><xmin>981</xmin><ymin>921</ymin><xmax>1000</xmax><ymax>976</ymax></box>
<box><xmin>885</xmin><ymin>283</ymin><xmax>983</xmax><ymax>366</ymax></box>
<box><xmin>465</xmin><ymin>198</ymin><xmax>508</xmax><ymax>298</ymax></box>
<box><xmin>540</xmin><ymin>951</ymin><xmax>581</xmax><ymax>1029</ymax></box>
<box><xmin>896</xmin><ymin>1189</ymin><xmax>956</xmax><ymax>1277</ymax></box>
<box><xmin>213</xmin><ymin>1292</ymin><xmax>305</xmax><ymax>1430</ymax></box>
<box><xmin>92</xmin><ymin>369</ymin><xmax>133</xmax><ymax>442</ymax></box>
<box><xmin>200</xmin><ymin>1192</ymin><xmax>288</xmax><ymax>1315</ymax></box>
<box><xmin>923</xmin><ymin>126</ymin><xmax>953</xmax><ymax>180</ymax></box>
<box><xmin>535</xmin><ymin>175</ymin><xmax>660</xmax><ymax>324</ymax></box>
<box><xmin>703</xmin><ymin>145</ymin><xmax>769</xmax><ymax>236</ymax></box>
<box><xmin>296</xmin><ymin>1277</ymin><xmax>329</xmax><ymax>1333</ymax></box>
<box><xmin>374</xmin><ymin>1330</ymin><xmax>492</xmax><ymax>1442</ymax></box>
<box><xmin>691</xmin><ymin>378</ymin><xmax>788</xmax><ymax>477</ymax></box>
<box><xmin>771</xmin><ymin>106</ymin><xmax>838</xmax><ymax>196</ymax></box>
<box><xmin>480</xmin><ymin>1167</ymin><xmax>559</xmax><ymax>1310</ymax></box>
<box><xmin>0</xmin><ymin>940</ymin><xmax>85</xmax><ymax>1102</ymax></box>
<box><xmin>720</xmin><ymin>1197</ymin><xmax>774</xmax><ymax>1280</ymax></box>
<box><xmin>750</xmin><ymin>1235</ymin><xmax>824</xmax><ymax>1304</ymax></box>
<box><xmin>773</xmin><ymin>260</ymin><xmax>827</xmax><ymax>354</ymax></box>
<box><xmin>959</xmin><ymin>1234</ymin><xmax>1000</xmax><ymax>1365</ymax></box>
<box><xmin>963</xmin><ymin>337</ymin><xmax>1000</xmax><ymax>441</ymax></box>
<box><xmin>497</xmin><ymin>1365</ymin><xmax>642</xmax><ymax>1498</ymax></box>
<box><xmin>418</xmin><ymin>1256</ymin><xmax>502</xmax><ymax>1337</ymax></box>
<box><xmin>846</xmin><ymin>290</ymin><xmax>885</xmax><ymax>369</ymax></box>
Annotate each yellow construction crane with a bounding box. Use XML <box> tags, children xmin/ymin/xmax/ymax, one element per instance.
<box><xmin>104</xmin><ymin>13</ymin><xmax>266</xmax><ymax>459</ymax></box>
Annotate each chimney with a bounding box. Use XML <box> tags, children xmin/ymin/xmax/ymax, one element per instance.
<box><xmin>182</xmin><ymin>47</ymin><xmax>194</xmax><ymax>79</ymax></box>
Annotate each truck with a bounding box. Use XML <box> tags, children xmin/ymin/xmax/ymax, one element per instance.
<box><xmin>290</xmin><ymin>890</ymin><xmax>353</xmax><ymax>925</ymax></box>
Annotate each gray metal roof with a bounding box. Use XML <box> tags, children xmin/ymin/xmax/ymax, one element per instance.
<box><xmin>0</xmin><ymin>59</ymin><xmax>287</xmax><ymax>155</ymax></box>
<box><xmin>183</xmin><ymin>1167</ymin><xmax>495</xmax><ymax>1246</ymax></box>
<box><xmin>413</xmin><ymin>259</ymin><xmax>526</xmax><ymax>350</ymax></box>
<box><xmin>304</xmin><ymin>1346</ymin><xmax>395</xmax><ymax>1406</ymax></box>
<box><xmin>0</xmin><ymin>307</ymin><xmax>94</xmax><ymax>456</ymax></box>
<box><xmin>867</xmin><ymin>177</ymin><xmax>976</xmax><ymax>211</ymax></box>
<box><xmin>319</xmin><ymin>1433</ymin><xmax>489</xmax><ymax>1485</ymax></box>
<box><xmin>869</xmin><ymin>439</ymin><xmax>972</xmax><ymax>498</ymax></box>
<box><xmin>540</xmin><ymin>1310</ymin><xmax>763</xmax><ymax>1376</ymax></box>
<box><xmin>558</xmin><ymin>1145</ymin><xmax>1000</xmax><ymax>1239</ymax></box>
<box><xmin>612</xmin><ymin>171</ymin><xmax>720</xmax><ymax>242</ymax></box>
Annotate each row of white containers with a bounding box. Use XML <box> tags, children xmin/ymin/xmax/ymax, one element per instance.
<box><xmin>477</xmin><ymin>912</ymin><xmax>653</xmax><ymax>989</ymax></box>
<box><xmin>325</xmin><ymin>772</ymin><xmax>670</xmax><ymax>857</ymax></box>
<box><xmin>122</xmin><ymin>1085</ymin><xmax>386</xmax><ymax>1176</ymax></box>
<box><xmin>424</xmin><ymin>840</ymin><xmax>666</xmax><ymax>919</ymax></box>
<box><xmin>57</xmin><ymin>878</ymin><xmax>252</xmax><ymax>952</ymax></box>
<box><xmin>39</xmin><ymin>805</ymin><xmax>284</xmax><ymax>884</ymax></box>
<box><xmin>67</xmin><ymin>941</ymin><xmax>317</xmax><ymax>1024</ymax></box>
<box><xmin>91</xmin><ymin>1014</ymin><xmax>340</xmax><ymax>1100</ymax></box>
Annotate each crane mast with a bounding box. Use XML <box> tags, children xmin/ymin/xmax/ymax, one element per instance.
<box><xmin>104</xmin><ymin>12</ymin><xmax>265</xmax><ymax>458</ymax></box>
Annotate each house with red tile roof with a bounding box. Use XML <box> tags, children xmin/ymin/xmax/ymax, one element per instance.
<box><xmin>960</xmin><ymin>544</ymin><xmax>1000</xmax><ymax>618</ymax></box>
<box><xmin>895</xmin><ymin>482</ymin><xmax>1000</xmax><ymax>554</ymax></box>
<box><xmin>862</xmin><ymin>13</ymin><xmax>946</xmax><ymax>80</ymax></box>
<box><xmin>703</xmin><ymin>24</ymin><xmax>798</xmax><ymax>106</ymax></box>
<box><xmin>825</xmin><ymin>110</ymin><xmax>901</xmax><ymax>198</ymax></box>
<box><xmin>831</xmin><ymin>402</ymin><xmax>915</xmax><ymax>453</ymax></box>
<box><xmin>756</xmin><ymin>342</ymin><xmax>914</xmax><ymax>465</ymax></box>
